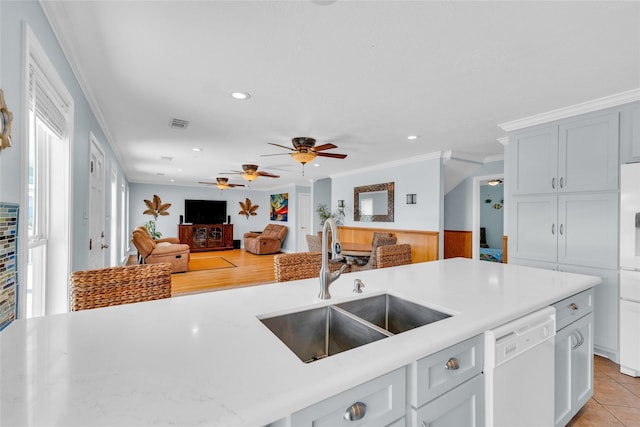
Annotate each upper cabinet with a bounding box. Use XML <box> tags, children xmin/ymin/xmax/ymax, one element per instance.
<box><xmin>509</xmin><ymin>111</ymin><xmax>619</xmax><ymax>195</ymax></box>
<box><xmin>620</xmin><ymin>102</ymin><xmax>640</xmax><ymax>164</ymax></box>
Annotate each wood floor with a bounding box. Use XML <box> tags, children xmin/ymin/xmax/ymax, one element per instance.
<box><xmin>169</xmin><ymin>249</ymin><xmax>276</xmax><ymax>295</ymax></box>
<box><xmin>569</xmin><ymin>356</ymin><xmax>640</xmax><ymax>426</ymax></box>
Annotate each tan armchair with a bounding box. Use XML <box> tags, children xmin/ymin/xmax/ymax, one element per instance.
<box><xmin>244</xmin><ymin>224</ymin><xmax>288</xmax><ymax>255</ymax></box>
<box><xmin>133</xmin><ymin>226</ymin><xmax>180</xmax><ymax>244</ymax></box>
<box><xmin>131</xmin><ymin>228</ymin><xmax>190</xmax><ymax>273</ymax></box>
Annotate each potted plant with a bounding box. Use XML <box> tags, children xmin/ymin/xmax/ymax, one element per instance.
<box><xmin>316</xmin><ymin>203</ymin><xmax>345</xmax><ymax>226</ymax></box>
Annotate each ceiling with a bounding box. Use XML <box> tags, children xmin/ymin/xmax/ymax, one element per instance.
<box><xmin>42</xmin><ymin>1</ymin><xmax>640</xmax><ymax>190</ymax></box>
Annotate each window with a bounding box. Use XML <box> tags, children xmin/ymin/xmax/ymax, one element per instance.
<box><xmin>24</xmin><ymin>26</ymin><xmax>73</xmax><ymax>317</ymax></box>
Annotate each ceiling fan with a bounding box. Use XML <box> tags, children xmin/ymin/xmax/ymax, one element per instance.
<box><xmin>199</xmin><ymin>177</ymin><xmax>247</xmax><ymax>190</ymax></box>
<box><xmin>222</xmin><ymin>164</ymin><xmax>280</xmax><ymax>182</ymax></box>
<box><xmin>262</xmin><ymin>137</ymin><xmax>347</xmax><ymax>173</ymax></box>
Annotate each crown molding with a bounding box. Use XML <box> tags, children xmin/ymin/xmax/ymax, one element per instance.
<box><xmin>499</xmin><ymin>88</ymin><xmax>640</xmax><ymax>133</ymax></box>
<box><xmin>330</xmin><ymin>151</ymin><xmax>443</xmax><ymax>179</ymax></box>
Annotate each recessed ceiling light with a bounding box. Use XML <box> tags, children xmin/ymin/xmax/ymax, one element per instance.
<box><xmin>170</xmin><ymin>179</ymin><xmax>175</xmax><ymax>183</ymax></box>
<box><xmin>230</xmin><ymin>92</ymin><xmax>251</xmax><ymax>100</ymax></box>
<box><xmin>313</xmin><ymin>163</ymin><xmax>320</xmax><ymax>167</ymax></box>
<box><xmin>192</xmin><ymin>147</ymin><xmax>202</xmax><ymax>152</ymax></box>
<box><xmin>177</xmin><ymin>168</ymin><xmax>183</xmax><ymax>172</ymax></box>
<box><xmin>407</xmin><ymin>135</ymin><xmax>419</xmax><ymax>140</ymax></box>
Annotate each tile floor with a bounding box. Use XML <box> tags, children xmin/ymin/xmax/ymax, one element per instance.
<box><xmin>568</xmin><ymin>356</ymin><xmax>640</xmax><ymax>426</ymax></box>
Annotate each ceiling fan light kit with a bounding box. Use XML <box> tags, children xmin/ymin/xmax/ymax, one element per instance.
<box><xmin>291</xmin><ymin>151</ymin><xmax>317</xmax><ymax>164</ymax></box>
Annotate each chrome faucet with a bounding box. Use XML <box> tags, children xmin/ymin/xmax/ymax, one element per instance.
<box><xmin>318</xmin><ymin>218</ymin><xmax>347</xmax><ymax>299</ymax></box>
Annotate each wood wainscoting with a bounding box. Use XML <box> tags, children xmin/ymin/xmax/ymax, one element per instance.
<box><xmin>443</xmin><ymin>230</ymin><xmax>472</xmax><ymax>259</ymax></box>
<box><xmin>443</xmin><ymin>230</ymin><xmax>509</xmax><ymax>263</ymax></box>
<box><xmin>337</xmin><ymin>226</ymin><xmax>439</xmax><ymax>263</ymax></box>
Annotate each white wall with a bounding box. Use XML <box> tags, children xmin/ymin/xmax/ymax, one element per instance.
<box><xmin>444</xmin><ymin>161</ymin><xmax>504</xmax><ymax>230</ymax></box>
<box><xmin>331</xmin><ymin>155</ymin><xmax>442</xmax><ymax>231</ymax></box>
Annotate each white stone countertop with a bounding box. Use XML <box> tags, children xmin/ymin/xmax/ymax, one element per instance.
<box><xmin>0</xmin><ymin>258</ymin><xmax>600</xmax><ymax>426</ymax></box>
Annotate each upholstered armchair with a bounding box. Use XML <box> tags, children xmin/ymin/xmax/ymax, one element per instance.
<box><xmin>131</xmin><ymin>228</ymin><xmax>190</xmax><ymax>273</ymax></box>
<box><xmin>244</xmin><ymin>224</ymin><xmax>288</xmax><ymax>255</ymax></box>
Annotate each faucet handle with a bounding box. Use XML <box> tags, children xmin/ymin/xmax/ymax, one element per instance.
<box><xmin>353</xmin><ymin>279</ymin><xmax>365</xmax><ymax>293</ymax></box>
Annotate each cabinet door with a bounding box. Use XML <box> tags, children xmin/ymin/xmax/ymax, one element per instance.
<box><xmin>558</xmin><ymin>265</ymin><xmax>618</xmax><ymax>360</ymax></box>
<box><xmin>554</xmin><ymin>313</ymin><xmax>594</xmax><ymax>427</ymax></box>
<box><xmin>509</xmin><ymin>125</ymin><xmax>558</xmax><ymax>195</ymax></box>
<box><xmin>620</xmin><ymin>102</ymin><xmax>640</xmax><ymax>164</ymax></box>
<box><xmin>557</xmin><ymin>193</ymin><xmax>618</xmax><ymax>269</ymax></box>
<box><xmin>509</xmin><ymin>195</ymin><xmax>558</xmax><ymax>262</ymax></box>
<box><xmin>207</xmin><ymin>226</ymin><xmax>223</xmax><ymax>248</ymax></box>
<box><xmin>411</xmin><ymin>374</ymin><xmax>484</xmax><ymax>427</ymax></box>
<box><xmin>558</xmin><ymin>112</ymin><xmax>619</xmax><ymax>192</ymax></box>
<box><xmin>223</xmin><ymin>224</ymin><xmax>233</xmax><ymax>247</ymax></box>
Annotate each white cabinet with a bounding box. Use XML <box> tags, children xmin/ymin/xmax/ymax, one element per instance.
<box><xmin>407</xmin><ymin>335</ymin><xmax>484</xmax><ymax>427</ymax></box>
<box><xmin>410</xmin><ymin>374</ymin><xmax>484</xmax><ymax>427</ymax></box>
<box><xmin>508</xmin><ymin>108</ymin><xmax>621</xmax><ymax>362</ymax></box>
<box><xmin>510</xmin><ymin>193</ymin><xmax>618</xmax><ymax>269</ymax></box>
<box><xmin>559</xmin><ymin>265</ymin><xmax>619</xmax><ymax>360</ymax></box>
<box><xmin>290</xmin><ymin>367</ymin><xmax>406</xmax><ymax>427</ymax></box>
<box><xmin>620</xmin><ymin>101</ymin><xmax>640</xmax><ymax>164</ymax></box>
<box><xmin>509</xmin><ymin>112</ymin><xmax>619</xmax><ymax>196</ymax></box>
<box><xmin>553</xmin><ymin>290</ymin><xmax>594</xmax><ymax>427</ymax></box>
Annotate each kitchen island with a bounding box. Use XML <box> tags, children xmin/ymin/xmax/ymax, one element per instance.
<box><xmin>0</xmin><ymin>258</ymin><xmax>599</xmax><ymax>426</ymax></box>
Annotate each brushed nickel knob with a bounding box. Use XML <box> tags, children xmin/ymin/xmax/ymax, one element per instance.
<box><xmin>445</xmin><ymin>358</ymin><xmax>459</xmax><ymax>370</ymax></box>
<box><xmin>569</xmin><ymin>303</ymin><xmax>578</xmax><ymax>310</ymax></box>
<box><xmin>344</xmin><ymin>401</ymin><xmax>366</xmax><ymax>421</ymax></box>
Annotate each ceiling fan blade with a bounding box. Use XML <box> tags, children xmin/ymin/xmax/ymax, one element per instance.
<box><xmin>260</xmin><ymin>153</ymin><xmax>290</xmax><ymax>157</ymax></box>
<box><xmin>268</xmin><ymin>142</ymin><xmax>296</xmax><ymax>151</ymax></box>
<box><xmin>313</xmin><ymin>143</ymin><xmax>338</xmax><ymax>152</ymax></box>
<box><xmin>220</xmin><ymin>170</ymin><xmax>244</xmax><ymax>174</ymax></box>
<box><xmin>258</xmin><ymin>171</ymin><xmax>280</xmax><ymax>178</ymax></box>
<box><xmin>198</xmin><ymin>181</ymin><xmax>216</xmax><ymax>185</ymax></box>
<box><xmin>317</xmin><ymin>152</ymin><xmax>347</xmax><ymax>159</ymax></box>
<box><xmin>228</xmin><ymin>183</ymin><xmax>247</xmax><ymax>187</ymax></box>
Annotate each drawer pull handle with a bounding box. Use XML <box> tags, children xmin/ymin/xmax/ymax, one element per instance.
<box><xmin>552</xmin><ymin>177</ymin><xmax>556</xmax><ymax>189</ymax></box>
<box><xmin>343</xmin><ymin>401</ymin><xmax>366</xmax><ymax>421</ymax></box>
<box><xmin>445</xmin><ymin>358</ymin><xmax>459</xmax><ymax>370</ymax></box>
<box><xmin>571</xmin><ymin>330</ymin><xmax>585</xmax><ymax>350</ymax></box>
<box><xmin>569</xmin><ymin>303</ymin><xmax>578</xmax><ymax>310</ymax></box>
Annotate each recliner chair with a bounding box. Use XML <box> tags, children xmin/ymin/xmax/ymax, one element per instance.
<box><xmin>244</xmin><ymin>224</ymin><xmax>288</xmax><ymax>255</ymax></box>
<box><xmin>131</xmin><ymin>228</ymin><xmax>190</xmax><ymax>273</ymax></box>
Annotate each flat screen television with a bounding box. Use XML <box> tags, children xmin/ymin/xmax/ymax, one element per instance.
<box><xmin>184</xmin><ymin>199</ymin><xmax>227</xmax><ymax>224</ymax></box>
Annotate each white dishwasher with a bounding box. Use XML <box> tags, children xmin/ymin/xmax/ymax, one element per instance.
<box><xmin>484</xmin><ymin>306</ymin><xmax>556</xmax><ymax>427</ymax></box>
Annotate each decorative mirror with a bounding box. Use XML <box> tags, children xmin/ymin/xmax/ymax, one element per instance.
<box><xmin>354</xmin><ymin>182</ymin><xmax>394</xmax><ymax>222</ymax></box>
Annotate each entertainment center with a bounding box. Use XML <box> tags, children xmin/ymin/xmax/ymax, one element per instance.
<box><xmin>179</xmin><ymin>199</ymin><xmax>233</xmax><ymax>251</ymax></box>
<box><xmin>178</xmin><ymin>224</ymin><xmax>234</xmax><ymax>252</ymax></box>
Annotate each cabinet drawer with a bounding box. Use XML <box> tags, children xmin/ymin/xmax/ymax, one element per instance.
<box><xmin>291</xmin><ymin>367</ymin><xmax>405</xmax><ymax>427</ymax></box>
<box><xmin>553</xmin><ymin>288</ymin><xmax>594</xmax><ymax>331</ymax></box>
<box><xmin>409</xmin><ymin>334</ymin><xmax>483</xmax><ymax>408</ymax></box>
<box><xmin>409</xmin><ymin>374</ymin><xmax>484</xmax><ymax>427</ymax></box>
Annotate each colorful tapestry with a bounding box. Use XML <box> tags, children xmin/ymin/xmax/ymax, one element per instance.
<box><xmin>0</xmin><ymin>203</ymin><xmax>18</xmax><ymax>331</ymax></box>
<box><xmin>270</xmin><ymin>193</ymin><xmax>288</xmax><ymax>222</ymax></box>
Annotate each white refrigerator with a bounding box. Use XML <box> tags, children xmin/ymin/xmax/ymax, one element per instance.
<box><xmin>620</xmin><ymin>162</ymin><xmax>640</xmax><ymax>377</ymax></box>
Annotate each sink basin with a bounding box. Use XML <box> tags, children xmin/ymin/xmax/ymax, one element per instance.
<box><xmin>336</xmin><ymin>293</ymin><xmax>451</xmax><ymax>334</ymax></box>
<box><xmin>260</xmin><ymin>306</ymin><xmax>390</xmax><ymax>363</ymax></box>
<box><xmin>260</xmin><ymin>293</ymin><xmax>451</xmax><ymax>363</ymax></box>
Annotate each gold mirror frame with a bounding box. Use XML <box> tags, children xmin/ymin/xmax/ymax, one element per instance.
<box><xmin>353</xmin><ymin>182</ymin><xmax>394</xmax><ymax>222</ymax></box>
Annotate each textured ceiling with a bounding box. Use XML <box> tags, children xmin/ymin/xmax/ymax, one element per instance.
<box><xmin>42</xmin><ymin>1</ymin><xmax>640</xmax><ymax>190</ymax></box>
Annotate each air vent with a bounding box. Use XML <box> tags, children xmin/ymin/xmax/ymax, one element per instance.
<box><xmin>169</xmin><ymin>118</ymin><xmax>190</xmax><ymax>130</ymax></box>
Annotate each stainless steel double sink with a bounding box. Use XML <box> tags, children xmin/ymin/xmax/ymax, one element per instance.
<box><xmin>260</xmin><ymin>293</ymin><xmax>451</xmax><ymax>363</ymax></box>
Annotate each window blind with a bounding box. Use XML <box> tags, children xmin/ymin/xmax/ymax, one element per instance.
<box><xmin>28</xmin><ymin>57</ymin><xmax>70</xmax><ymax>139</ymax></box>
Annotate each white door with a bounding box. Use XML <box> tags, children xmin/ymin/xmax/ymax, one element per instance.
<box><xmin>89</xmin><ymin>136</ymin><xmax>106</xmax><ymax>269</ymax></box>
<box><xmin>298</xmin><ymin>193</ymin><xmax>311</xmax><ymax>252</ymax></box>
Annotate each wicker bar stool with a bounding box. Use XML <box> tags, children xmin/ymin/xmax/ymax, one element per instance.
<box><xmin>349</xmin><ymin>236</ymin><xmax>397</xmax><ymax>272</ymax></box>
<box><xmin>376</xmin><ymin>244</ymin><xmax>412</xmax><ymax>269</ymax></box>
<box><xmin>274</xmin><ymin>252</ymin><xmax>344</xmax><ymax>283</ymax></box>
<box><xmin>70</xmin><ymin>263</ymin><xmax>172</xmax><ymax>311</ymax></box>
